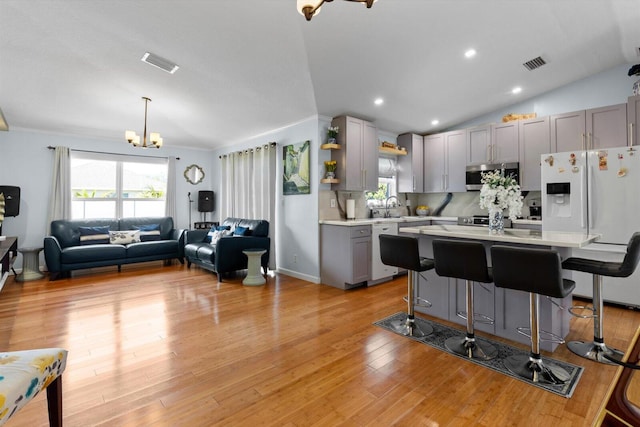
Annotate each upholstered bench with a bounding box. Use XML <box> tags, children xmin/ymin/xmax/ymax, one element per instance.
<box><xmin>0</xmin><ymin>348</ymin><xmax>68</xmax><ymax>426</ymax></box>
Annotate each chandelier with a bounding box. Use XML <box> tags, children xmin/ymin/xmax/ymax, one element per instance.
<box><xmin>297</xmin><ymin>0</ymin><xmax>376</xmax><ymax>21</ymax></box>
<box><xmin>125</xmin><ymin>96</ymin><xmax>163</xmax><ymax>149</ymax></box>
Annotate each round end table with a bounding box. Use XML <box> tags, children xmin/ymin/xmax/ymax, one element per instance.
<box><xmin>242</xmin><ymin>249</ymin><xmax>266</xmax><ymax>286</ymax></box>
<box><xmin>16</xmin><ymin>247</ymin><xmax>45</xmax><ymax>282</ymax></box>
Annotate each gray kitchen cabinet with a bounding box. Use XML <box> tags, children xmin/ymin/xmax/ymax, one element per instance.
<box><xmin>449</xmin><ymin>280</ymin><xmax>495</xmax><ymax>334</ymax></box>
<box><xmin>320</xmin><ymin>224</ymin><xmax>371</xmax><ymax>289</ymax></box>
<box><xmin>518</xmin><ymin>116</ymin><xmax>551</xmax><ymax>191</ymax></box>
<box><xmin>423</xmin><ymin>129</ymin><xmax>466</xmax><ymax>193</ymax></box>
<box><xmin>627</xmin><ymin>95</ymin><xmax>640</xmax><ymax>146</ymax></box>
<box><xmin>330</xmin><ymin>115</ymin><xmax>378</xmax><ymax>191</ymax></box>
<box><xmin>467</xmin><ymin>124</ymin><xmax>492</xmax><ymax>165</ymax></box>
<box><xmin>550</xmin><ymin>103</ymin><xmax>627</xmax><ymax>152</ymax></box>
<box><xmin>491</xmin><ymin>121</ymin><xmax>519</xmax><ymax>163</ymax></box>
<box><xmin>397</xmin><ymin>133</ymin><xmax>424</xmax><ymax>193</ymax></box>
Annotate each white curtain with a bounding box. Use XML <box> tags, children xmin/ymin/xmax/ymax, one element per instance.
<box><xmin>46</xmin><ymin>146</ymin><xmax>71</xmax><ymax>230</ymax></box>
<box><xmin>165</xmin><ymin>156</ymin><xmax>177</xmax><ymax>221</ymax></box>
<box><xmin>219</xmin><ymin>143</ymin><xmax>277</xmax><ymax>269</ymax></box>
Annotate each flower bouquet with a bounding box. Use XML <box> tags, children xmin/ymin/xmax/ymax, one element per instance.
<box><xmin>327</xmin><ymin>126</ymin><xmax>339</xmax><ymax>143</ymax></box>
<box><xmin>479</xmin><ymin>168</ymin><xmax>523</xmax><ymax>233</ymax></box>
<box><xmin>324</xmin><ymin>160</ymin><xmax>337</xmax><ymax>179</ymax></box>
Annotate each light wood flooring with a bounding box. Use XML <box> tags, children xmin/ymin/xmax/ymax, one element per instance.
<box><xmin>1</xmin><ymin>262</ymin><xmax>639</xmax><ymax>426</ymax></box>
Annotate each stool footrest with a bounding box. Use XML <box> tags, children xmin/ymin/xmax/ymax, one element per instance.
<box><xmin>516</xmin><ymin>327</ymin><xmax>565</xmax><ymax>344</ymax></box>
<box><xmin>568</xmin><ymin>305</ymin><xmax>596</xmax><ymax>319</ymax></box>
<box><xmin>456</xmin><ymin>310</ymin><xmax>494</xmax><ymax>325</ymax></box>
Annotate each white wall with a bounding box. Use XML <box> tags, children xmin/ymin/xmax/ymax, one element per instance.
<box><xmin>453</xmin><ymin>62</ymin><xmax>638</xmax><ymax>129</ymax></box>
<box><xmin>0</xmin><ymin>129</ymin><xmax>215</xmax><ymax>268</ymax></box>
<box><xmin>211</xmin><ymin>116</ymin><xmax>323</xmax><ymax>283</ymax></box>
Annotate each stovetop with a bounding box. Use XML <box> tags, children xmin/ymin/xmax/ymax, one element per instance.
<box><xmin>457</xmin><ymin>215</ymin><xmax>513</xmax><ymax>228</ymax></box>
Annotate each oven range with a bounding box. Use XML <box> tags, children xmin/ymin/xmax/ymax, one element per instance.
<box><xmin>457</xmin><ymin>215</ymin><xmax>513</xmax><ymax>228</ymax></box>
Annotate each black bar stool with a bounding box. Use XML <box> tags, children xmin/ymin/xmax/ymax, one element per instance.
<box><xmin>491</xmin><ymin>245</ymin><xmax>576</xmax><ymax>384</ymax></box>
<box><xmin>432</xmin><ymin>239</ymin><xmax>498</xmax><ymax>360</ymax></box>
<box><xmin>561</xmin><ymin>232</ymin><xmax>640</xmax><ymax>364</ymax></box>
<box><xmin>379</xmin><ymin>234</ymin><xmax>435</xmax><ymax>338</ymax></box>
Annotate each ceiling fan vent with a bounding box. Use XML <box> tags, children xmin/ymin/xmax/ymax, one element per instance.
<box><xmin>523</xmin><ymin>56</ymin><xmax>546</xmax><ymax>71</ymax></box>
<box><xmin>141</xmin><ymin>52</ymin><xmax>179</xmax><ymax>74</ymax></box>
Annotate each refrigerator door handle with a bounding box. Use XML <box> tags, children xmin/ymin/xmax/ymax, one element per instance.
<box><xmin>581</xmin><ymin>166</ymin><xmax>587</xmax><ymax>229</ymax></box>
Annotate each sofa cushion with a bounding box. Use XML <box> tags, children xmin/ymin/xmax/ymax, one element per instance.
<box><xmin>51</xmin><ymin>219</ymin><xmax>120</xmax><ymax>248</ymax></box>
<box><xmin>79</xmin><ymin>226</ymin><xmax>110</xmax><ymax>245</ymax></box>
<box><xmin>133</xmin><ymin>224</ymin><xmax>161</xmax><ymax>242</ymax></box>
<box><xmin>185</xmin><ymin>242</ymin><xmax>216</xmax><ymax>263</ymax></box>
<box><xmin>221</xmin><ymin>218</ymin><xmax>269</xmax><ymax>237</ymax></box>
<box><xmin>126</xmin><ymin>240</ymin><xmax>179</xmax><ymax>258</ymax></box>
<box><xmin>109</xmin><ymin>230</ymin><xmax>140</xmax><ymax>245</ymax></box>
<box><xmin>61</xmin><ymin>244</ymin><xmax>126</xmax><ymax>263</ymax></box>
<box><xmin>119</xmin><ymin>217</ymin><xmax>174</xmax><ymax>240</ymax></box>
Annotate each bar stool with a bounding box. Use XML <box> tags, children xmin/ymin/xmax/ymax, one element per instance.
<box><xmin>491</xmin><ymin>245</ymin><xmax>576</xmax><ymax>384</ymax></box>
<box><xmin>561</xmin><ymin>232</ymin><xmax>640</xmax><ymax>364</ymax></box>
<box><xmin>432</xmin><ymin>239</ymin><xmax>498</xmax><ymax>360</ymax></box>
<box><xmin>379</xmin><ymin>234</ymin><xmax>435</xmax><ymax>338</ymax></box>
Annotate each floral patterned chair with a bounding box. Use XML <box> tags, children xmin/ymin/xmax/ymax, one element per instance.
<box><xmin>0</xmin><ymin>348</ymin><xmax>68</xmax><ymax>426</ymax></box>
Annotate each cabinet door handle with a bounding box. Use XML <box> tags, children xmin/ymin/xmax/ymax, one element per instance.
<box><xmin>412</xmin><ymin>175</ymin><xmax>416</xmax><ymax>191</ymax></box>
<box><xmin>588</xmin><ymin>132</ymin><xmax>593</xmax><ymax>150</ymax></box>
<box><xmin>581</xmin><ymin>133</ymin><xmax>585</xmax><ymax>151</ymax></box>
<box><xmin>630</xmin><ymin>123</ymin><xmax>634</xmax><ymax>147</ymax></box>
<box><xmin>487</xmin><ymin>144</ymin><xmax>491</xmax><ymax>162</ymax></box>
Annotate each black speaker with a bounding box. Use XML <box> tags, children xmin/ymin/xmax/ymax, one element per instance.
<box><xmin>197</xmin><ymin>191</ymin><xmax>214</xmax><ymax>212</ymax></box>
<box><xmin>0</xmin><ymin>186</ymin><xmax>20</xmax><ymax>217</ymax></box>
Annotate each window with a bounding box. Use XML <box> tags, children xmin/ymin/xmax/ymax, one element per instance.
<box><xmin>366</xmin><ymin>156</ymin><xmax>397</xmax><ymax>207</ymax></box>
<box><xmin>70</xmin><ymin>152</ymin><xmax>168</xmax><ymax>219</ymax></box>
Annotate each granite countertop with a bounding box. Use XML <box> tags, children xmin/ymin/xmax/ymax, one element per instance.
<box><xmin>319</xmin><ymin>216</ymin><xmax>542</xmax><ymax>227</ymax></box>
<box><xmin>319</xmin><ymin>216</ymin><xmax>458</xmax><ymax>226</ymax></box>
<box><xmin>398</xmin><ymin>224</ymin><xmax>598</xmax><ymax>248</ymax></box>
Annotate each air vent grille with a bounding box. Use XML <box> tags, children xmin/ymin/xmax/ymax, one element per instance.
<box><xmin>141</xmin><ymin>52</ymin><xmax>179</xmax><ymax>74</ymax></box>
<box><xmin>523</xmin><ymin>56</ymin><xmax>546</xmax><ymax>71</ymax></box>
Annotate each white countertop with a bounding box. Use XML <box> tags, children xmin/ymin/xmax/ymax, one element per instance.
<box><xmin>398</xmin><ymin>224</ymin><xmax>599</xmax><ymax>248</ymax></box>
<box><xmin>319</xmin><ymin>216</ymin><xmax>458</xmax><ymax>226</ymax></box>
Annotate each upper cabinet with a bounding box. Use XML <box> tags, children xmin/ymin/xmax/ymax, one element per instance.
<box><xmin>397</xmin><ymin>133</ymin><xmax>424</xmax><ymax>193</ymax></box>
<box><xmin>424</xmin><ymin>129</ymin><xmax>466</xmax><ymax>193</ymax></box>
<box><xmin>628</xmin><ymin>95</ymin><xmax>640</xmax><ymax>147</ymax></box>
<box><xmin>467</xmin><ymin>123</ymin><xmax>518</xmax><ymax>165</ymax></box>
<box><xmin>518</xmin><ymin>116</ymin><xmax>550</xmax><ymax>191</ymax></box>
<box><xmin>550</xmin><ymin>103</ymin><xmax>628</xmax><ymax>152</ymax></box>
<box><xmin>330</xmin><ymin>115</ymin><xmax>378</xmax><ymax>192</ymax></box>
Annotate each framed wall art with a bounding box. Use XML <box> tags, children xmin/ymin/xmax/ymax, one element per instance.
<box><xmin>283</xmin><ymin>140</ymin><xmax>311</xmax><ymax>195</ymax></box>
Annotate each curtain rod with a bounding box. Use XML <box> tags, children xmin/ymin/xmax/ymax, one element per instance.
<box><xmin>47</xmin><ymin>145</ymin><xmax>180</xmax><ymax>160</ymax></box>
<box><xmin>218</xmin><ymin>141</ymin><xmax>277</xmax><ymax>159</ymax></box>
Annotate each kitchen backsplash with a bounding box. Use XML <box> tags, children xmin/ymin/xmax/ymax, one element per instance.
<box><xmin>319</xmin><ymin>190</ymin><xmax>542</xmax><ymax>220</ymax></box>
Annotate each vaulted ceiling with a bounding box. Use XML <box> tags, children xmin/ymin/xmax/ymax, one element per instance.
<box><xmin>2</xmin><ymin>0</ymin><xmax>639</xmax><ymax>150</ymax></box>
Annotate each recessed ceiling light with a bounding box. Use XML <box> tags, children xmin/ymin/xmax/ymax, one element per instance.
<box><xmin>512</xmin><ymin>86</ymin><xmax>522</xmax><ymax>94</ymax></box>
<box><xmin>464</xmin><ymin>49</ymin><xmax>476</xmax><ymax>58</ymax></box>
<box><xmin>431</xmin><ymin>119</ymin><xmax>439</xmax><ymax>126</ymax></box>
<box><xmin>374</xmin><ymin>98</ymin><xmax>384</xmax><ymax>106</ymax></box>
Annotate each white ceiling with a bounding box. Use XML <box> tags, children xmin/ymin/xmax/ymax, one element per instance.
<box><xmin>2</xmin><ymin>0</ymin><xmax>640</xmax><ymax>150</ymax></box>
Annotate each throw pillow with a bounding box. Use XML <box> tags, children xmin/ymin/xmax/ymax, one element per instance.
<box><xmin>134</xmin><ymin>224</ymin><xmax>161</xmax><ymax>241</ymax></box>
<box><xmin>233</xmin><ymin>226</ymin><xmax>251</xmax><ymax>236</ymax></box>
<box><xmin>79</xmin><ymin>226</ymin><xmax>110</xmax><ymax>245</ymax></box>
<box><xmin>109</xmin><ymin>230</ymin><xmax>141</xmax><ymax>245</ymax></box>
<box><xmin>206</xmin><ymin>225</ymin><xmax>231</xmax><ymax>243</ymax></box>
<box><xmin>209</xmin><ymin>229</ymin><xmax>232</xmax><ymax>245</ymax></box>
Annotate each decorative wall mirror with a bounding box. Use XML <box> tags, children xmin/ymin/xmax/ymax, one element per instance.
<box><xmin>184</xmin><ymin>164</ymin><xmax>205</xmax><ymax>185</ymax></box>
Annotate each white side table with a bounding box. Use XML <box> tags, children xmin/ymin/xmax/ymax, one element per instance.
<box><xmin>242</xmin><ymin>249</ymin><xmax>266</xmax><ymax>286</ymax></box>
<box><xmin>16</xmin><ymin>247</ymin><xmax>45</xmax><ymax>282</ymax></box>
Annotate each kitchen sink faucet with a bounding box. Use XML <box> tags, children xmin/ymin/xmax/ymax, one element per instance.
<box><xmin>384</xmin><ymin>195</ymin><xmax>400</xmax><ymax>218</ymax></box>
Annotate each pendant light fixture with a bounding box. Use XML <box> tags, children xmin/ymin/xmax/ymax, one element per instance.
<box><xmin>297</xmin><ymin>0</ymin><xmax>376</xmax><ymax>21</ymax></box>
<box><xmin>125</xmin><ymin>96</ymin><xmax>163</xmax><ymax>149</ymax></box>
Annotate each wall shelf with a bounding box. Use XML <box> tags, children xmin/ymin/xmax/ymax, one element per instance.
<box><xmin>379</xmin><ymin>146</ymin><xmax>407</xmax><ymax>156</ymax></box>
<box><xmin>320</xmin><ymin>178</ymin><xmax>340</xmax><ymax>184</ymax></box>
<box><xmin>320</xmin><ymin>143</ymin><xmax>341</xmax><ymax>150</ymax></box>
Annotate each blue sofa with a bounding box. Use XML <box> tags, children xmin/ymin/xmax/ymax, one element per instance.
<box><xmin>44</xmin><ymin>217</ymin><xmax>185</xmax><ymax>280</ymax></box>
<box><xmin>184</xmin><ymin>217</ymin><xmax>270</xmax><ymax>282</ymax></box>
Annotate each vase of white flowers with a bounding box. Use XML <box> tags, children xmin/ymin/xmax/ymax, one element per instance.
<box><xmin>479</xmin><ymin>168</ymin><xmax>523</xmax><ymax>234</ymax></box>
<box><xmin>327</xmin><ymin>126</ymin><xmax>339</xmax><ymax>144</ymax></box>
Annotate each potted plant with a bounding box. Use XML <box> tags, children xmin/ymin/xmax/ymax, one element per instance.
<box><xmin>629</xmin><ymin>64</ymin><xmax>640</xmax><ymax>95</ymax></box>
<box><xmin>327</xmin><ymin>126</ymin><xmax>339</xmax><ymax>144</ymax></box>
<box><xmin>324</xmin><ymin>160</ymin><xmax>337</xmax><ymax>179</ymax></box>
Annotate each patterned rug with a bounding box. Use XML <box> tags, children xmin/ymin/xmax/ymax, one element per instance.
<box><xmin>374</xmin><ymin>312</ymin><xmax>584</xmax><ymax>398</ymax></box>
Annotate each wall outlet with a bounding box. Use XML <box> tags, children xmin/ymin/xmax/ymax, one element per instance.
<box><xmin>330</xmin><ymin>199</ymin><xmax>336</xmax><ymax>208</ymax></box>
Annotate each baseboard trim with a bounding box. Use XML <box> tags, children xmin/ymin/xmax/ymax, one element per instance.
<box><xmin>276</xmin><ymin>268</ymin><xmax>321</xmax><ymax>284</ymax></box>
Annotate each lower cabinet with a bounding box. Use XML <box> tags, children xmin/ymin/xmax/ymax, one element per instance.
<box><xmin>320</xmin><ymin>224</ymin><xmax>371</xmax><ymax>289</ymax></box>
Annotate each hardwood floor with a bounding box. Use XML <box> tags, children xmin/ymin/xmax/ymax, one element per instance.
<box><xmin>1</xmin><ymin>262</ymin><xmax>638</xmax><ymax>426</ymax></box>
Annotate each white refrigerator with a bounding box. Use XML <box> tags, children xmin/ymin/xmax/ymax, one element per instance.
<box><xmin>541</xmin><ymin>146</ymin><xmax>640</xmax><ymax>306</ymax></box>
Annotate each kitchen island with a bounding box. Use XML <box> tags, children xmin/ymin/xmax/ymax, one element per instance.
<box><xmin>398</xmin><ymin>224</ymin><xmax>600</xmax><ymax>351</ymax></box>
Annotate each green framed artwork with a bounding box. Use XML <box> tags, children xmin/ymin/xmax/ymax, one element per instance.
<box><xmin>283</xmin><ymin>140</ymin><xmax>310</xmax><ymax>195</ymax></box>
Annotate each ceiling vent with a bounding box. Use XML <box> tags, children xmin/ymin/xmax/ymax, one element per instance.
<box><xmin>523</xmin><ymin>56</ymin><xmax>546</xmax><ymax>71</ymax></box>
<box><xmin>141</xmin><ymin>52</ymin><xmax>179</xmax><ymax>74</ymax></box>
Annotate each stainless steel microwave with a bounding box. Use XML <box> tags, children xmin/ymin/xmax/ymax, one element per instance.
<box><xmin>465</xmin><ymin>162</ymin><xmax>519</xmax><ymax>190</ymax></box>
